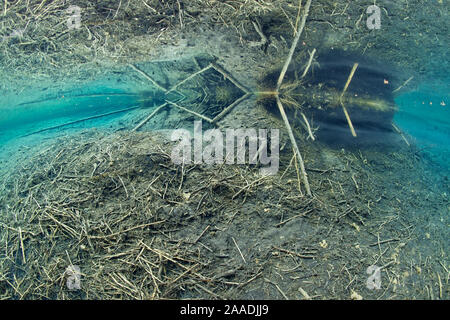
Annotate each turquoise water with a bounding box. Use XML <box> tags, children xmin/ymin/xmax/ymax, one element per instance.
<box><xmin>1</xmin><ymin>63</ymin><xmax>448</xmax><ymax>193</ymax></box>
<box><xmin>394</xmin><ymin>82</ymin><xmax>450</xmax><ymax>170</ymax></box>
<box><xmin>0</xmin><ymin>77</ymin><xmax>145</xmax><ymax>145</ymax></box>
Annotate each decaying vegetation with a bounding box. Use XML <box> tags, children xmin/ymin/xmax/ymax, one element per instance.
<box><xmin>0</xmin><ymin>0</ymin><xmax>448</xmax><ymax>300</ymax></box>
<box><xmin>1</xmin><ymin>0</ymin><xmax>447</xmax><ymax>92</ymax></box>
<box><xmin>0</xmin><ymin>127</ymin><xmax>448</xmax><ymax>299</ymax></box>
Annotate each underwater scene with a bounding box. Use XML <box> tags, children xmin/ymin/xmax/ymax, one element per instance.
<box><xmin>0</xmin><ymin>0</ymin><xmax>448</xmax><ymax>301</ymax></box>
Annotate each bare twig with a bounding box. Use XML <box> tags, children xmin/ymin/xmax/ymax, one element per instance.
<box><xmin>133</xmin><ymin>103</ymin><xmax>168</xmax><ymax>131</ymax></box>
<box><xmin>301</xmin><ymin>48</ymin><xmax>316</xmax><ymax>78</ymax></box>
<box><xmin>274</xmin><ymin>0</ymin><xmax>312</xmax><ymax>196</ymax></box>
<box><xmin>232</xmin><ymin>237</ymin><xmax>246</xmax><ymax>264</ymax></box>
<box><xmin>392</xmin><ymin>76</ymin><xmax>414</xmax><ymax>93</ymax></box>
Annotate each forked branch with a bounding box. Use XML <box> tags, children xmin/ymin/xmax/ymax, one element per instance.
<box><xmin>275</xmin><ymin>0</ymin><xmax>313</xmax><ymax>196</ymax></box>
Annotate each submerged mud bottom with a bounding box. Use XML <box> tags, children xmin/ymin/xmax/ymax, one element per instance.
<box><xmin>0</xmin><ymin>129</ymin><xmax>447</xmax><ymax>299</ymax></box>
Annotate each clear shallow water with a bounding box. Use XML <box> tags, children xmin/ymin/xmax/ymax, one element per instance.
<box><xmin>1</xmin><ymin>73</ymin><xmax>449</xmax><ymax>172</ymax></box>
<box><xmin>0</xmin><ymin>7</ymin><xmax>448</xmax><ymax>300</ymax></box>
<box><xmin>0</xmin><ymin>76</ymin><xmax>151</xmax><ymax>146</ymax></box>
<box><xmin>394</xmin><ymin>82</ymin><xmax>450</xmax><ymax>171</ymax></box>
